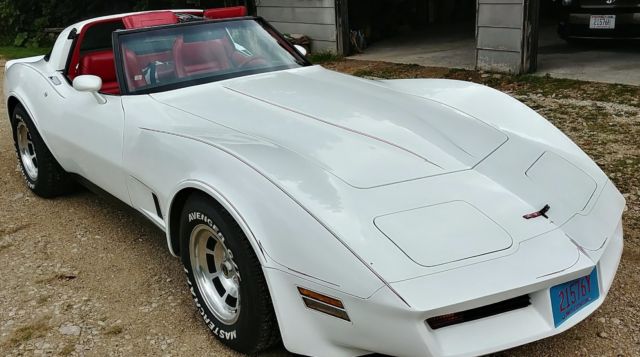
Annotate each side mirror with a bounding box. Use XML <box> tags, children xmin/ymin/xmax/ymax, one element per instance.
<box><xmin>73</xmin><ymin>75</ymin><xmax>106</xmax><ymax>104</ymax></box>
<box><xmin>294</xmin><ymin>44</ymin><xmax>308</xmax><ymax>57</ymax></box>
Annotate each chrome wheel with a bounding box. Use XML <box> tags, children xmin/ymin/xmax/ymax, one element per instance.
<box><xmin>190</xmin><ymin>223</ymin><xmax>241</xmax><ymax>325</ymax></box>
<box><xmin>16</xmin><ymin>120</ymin><xmax>38</xmax><ymax>181</ymax></box>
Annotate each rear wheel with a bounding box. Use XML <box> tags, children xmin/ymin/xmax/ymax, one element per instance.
<box><xmin>10</xmin><ymin>103</ymin><xmax>73</xmax><ymax>198</ymax></box>
<box><xmin>179</xmin><ymin>193</ymin><xmax>280</xmax><ymax>353</ymax></box>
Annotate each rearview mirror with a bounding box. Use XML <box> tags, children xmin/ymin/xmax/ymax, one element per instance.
<box><xmin>294</xmin><ymin>45</ymin><xmax>308</xmax><ymax>57</ymax></box>
<box><xmin>73</xmin><ymin>75</ymin><xmax>106</xmax><ymax>104</ymax></box>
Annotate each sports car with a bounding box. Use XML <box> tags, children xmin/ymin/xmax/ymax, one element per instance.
<box><xmin>3</xmin><ymin>7</ymin><xmax>625</xmax><ymax>357</ymax></box>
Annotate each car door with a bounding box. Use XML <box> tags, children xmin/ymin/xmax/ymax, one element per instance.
<box><xmin>41</xmin><ymin>78</ymin><xmax>130</xmax><ymax>204</ymax></box>
<box><xmin>39</xmin><ymin>19</ymin><xmax>131</xmax><ymax>204</ymax></box>
<box><xmin>64</xmin><ymin>91</ymin><xmax>129</xmax><ymax>203</ymax></box>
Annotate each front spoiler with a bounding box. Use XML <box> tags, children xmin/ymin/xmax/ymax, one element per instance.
<box><xmin>264</xmin><ymin>179</ymin><xmax>625</xmax><ymax>356</ymax></box>
<box><xmin>264</xmin><ymin>220</ymin><xmax>623</xmax><ymax>356</ymax></box>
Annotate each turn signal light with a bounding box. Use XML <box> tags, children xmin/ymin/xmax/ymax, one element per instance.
<box><xmin>298</xmin><ymin>287</ymin><xmax>344</xmax><ymax>308</ymax></box>
<box><xmin>298</xmin><ymin>287</ymin><xmax>350</xmax><ymax>321</ymax></box>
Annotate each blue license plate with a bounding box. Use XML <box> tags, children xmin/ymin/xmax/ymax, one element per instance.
<box><xmin>550</xmin><ymin>269</ymin><xmax>599</xmax><ymax>327</ymax></box>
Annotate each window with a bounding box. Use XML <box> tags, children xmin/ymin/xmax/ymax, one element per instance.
<box><xmin>116</xmin><ymin>19</ymin><xmax>306</xmax><ymax>94</ymax></box>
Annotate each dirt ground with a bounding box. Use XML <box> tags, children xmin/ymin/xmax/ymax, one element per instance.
<box><xmin>1</xmin><ymin>59</ymin><xmax>639</xmax><ymax>357</ymax></box>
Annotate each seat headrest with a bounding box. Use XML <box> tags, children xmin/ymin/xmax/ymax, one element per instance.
<box><xmin>123</xmin><ymin>11</ymin><xmax>178</xmax><ymax>29</ymax></box>
<box><xmin>80</xmin><ymin>51</ymin><xmax>116</xmax><ymax>81</ymax></box>
<box><xmin>203</xmin><ymin>6</ymin><xmax>247</xmax><ymax>20</ymax></box>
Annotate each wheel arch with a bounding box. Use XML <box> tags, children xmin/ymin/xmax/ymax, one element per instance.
<box><xmin>6</xmin><ymin>94</ymin><xmax>40</xmax><ymax>130</ymax></box>
<box><xmin>7</xmin><ymin>96</ymin><xmax>21</xmax><ymax>121</ymax></box>
<box><xmin>167</xmin><ymin>186</ymin><xmax>199</xmax><ymax>256</ymax></box>
<box><xmin>166</xmin><ymin>181</ymin><xmax>266</xmax><ymax>265</ymax></box>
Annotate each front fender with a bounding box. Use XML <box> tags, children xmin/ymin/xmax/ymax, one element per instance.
<box><xmin>162</xmin><ymin>135</ymin><xmax>384</xmax><ymax>300</ymax></box>
<box><xmin>122</xmin><ymin>97</ymin><xmax>384</xmax><ymax>299</ymax></box>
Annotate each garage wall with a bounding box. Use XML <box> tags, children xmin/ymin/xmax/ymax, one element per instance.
<box><xmin>476</xmin><ymin>0</ymin><xmax>525</xmax><ymax>73</ymax></box>
<box><xmin>256</xmin><ymin>0</ymin><xmax>338</xmax><ymax>53</ymax></box>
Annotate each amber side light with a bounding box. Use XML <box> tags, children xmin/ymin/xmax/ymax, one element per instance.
<box><xmin>297</xmin><ymin>287</ymin><xmax>345</xmax><ymax>309</ymax></box>
<box><xmin>297</xmin><ymin>287</ymin><xmax>350</xmax><ymax>321</ymax></box>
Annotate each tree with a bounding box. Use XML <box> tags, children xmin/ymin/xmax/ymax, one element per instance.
<box><xmin>0</xmin><ymin>0</ymin><xmax>251</xmax><ymax>46</ymax></box>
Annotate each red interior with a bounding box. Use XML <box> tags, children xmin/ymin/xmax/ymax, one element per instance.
<box><xmin>203</xmin><ymin>6</ymin><xmax>247</xmax><ymax>19</ymax></box>
<box><xmin>123</xmin><ymin>48</ymin><xmax>146</xmax><ymax>90</ymax></box>
<box><xmin>173</xmin><ymin>38</ymin><xmax>232</xmax><ymax>77</ymax></box>
<box><xmin>134</xmin><ymin>51</ymin><xmax>173</xmax><ymax>67</ymax></box>
<box><xmin>67</xmin><ymin>19</ymin><xmax>123</xmax><ymax>83</ymax></box>
<box><xmin>78</xmin><ymin>50</ymin><xmax>120</xmax><ymax>95</ymax></box>
<box><xmin>67</xmin><ymin>8</ymin><xmax>255</xmax><ymax>93</ymax></box>
<box><xmin>122</xmin><ymin>11</ymin><xmax>178</xmax><ymax>29</ymax></box>
<box><xmin>123</xmin><ymin>49</ymin><xmax>175</xmax><ymax>90</ymax></box>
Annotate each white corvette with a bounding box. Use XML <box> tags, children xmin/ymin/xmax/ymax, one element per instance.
<box><xmin>3</xmin><ymin>7</ymin><xmax>625</xmax><ymax>357</ymax></box>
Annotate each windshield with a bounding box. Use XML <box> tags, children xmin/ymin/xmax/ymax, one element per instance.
<box><xmin>116</xmin><ymin>19</ymin><xmax>304</xmax><ymax>94</ymax></box>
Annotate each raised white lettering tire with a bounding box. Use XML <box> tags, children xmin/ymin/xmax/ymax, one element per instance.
<box><xmin>10</xmin><ymin>103</ymin><xmax>73</xmax><ymax>198</ymax></box>
<box><xmin>179</xmin><ymin>192</ymin><xmax>280</xmax><ymax>353</ymax></box>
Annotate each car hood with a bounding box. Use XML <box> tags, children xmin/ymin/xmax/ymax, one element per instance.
<box><xmin>151</xmin><ymin>66</ymin><xmax>507</xmax><ymax>189</ymax></box>
<box><xmin>149</xmin><ymin>66</ymin><xmax>624</xmax><ymax>284</ymax></box>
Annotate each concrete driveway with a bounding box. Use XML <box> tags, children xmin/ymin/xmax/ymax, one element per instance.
<box><xmin>349</xmin><ymin>24</ymin><xmax>476</xmax><ymax>70</ymax></box>
<box><xmin>349</xmin><ymin>24</ymin><xmax>640</xmax><ymax>86</ymax></box>
<box><xmin>536</xmin><ymin>26</ymin><xmax>640</xmax><ymax>86</ymax></box>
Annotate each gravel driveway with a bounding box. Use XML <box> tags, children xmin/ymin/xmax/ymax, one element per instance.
<box><xmin>0</xmin><ymin>62</ymin><xmax>250</xmax><ymax>356</ymax></box>
<box><xmin>1</xmin><ymin>59</ymin><xmax>638</xmax><ymax>356</ymax></box>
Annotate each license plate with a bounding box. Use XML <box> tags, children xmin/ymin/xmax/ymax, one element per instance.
<box><xmin>590</xmin><ymin>15</ymin><xmax>616</xmax><ymax>29</ymax></box>
<box><xmin>550</xmin><ymin>269</ymin><xmax>600</xmax><ymax>327</ymax></box>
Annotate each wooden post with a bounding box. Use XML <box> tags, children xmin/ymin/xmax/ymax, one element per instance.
<box><xmin>522</xmin><ymin>0</ymin><xmax>540</xmax><ymax>73</ymax></box>
<box><xmin>335</xmin><ymin>0</ymin><xmax>350</xmax><ymax>56</ymax></box>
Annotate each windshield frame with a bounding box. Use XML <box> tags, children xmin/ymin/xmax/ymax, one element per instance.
<box><xmin>112</xmin><ymin>16</ymin><xmax>311</xmax><ymax>95</ymax></box>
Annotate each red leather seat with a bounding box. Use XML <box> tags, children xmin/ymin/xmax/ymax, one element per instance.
<box><xmin>122</xmin><ymin>11</ymin><xmax>178</xmax><ymax>29</ymax></box>
<box><xmin>173</xmin><ymin>38</ymin><xmax>232</xmax><ymax>78</ymax></box>
<box><xmin>203</xmin><ymin>6</ymin><xmax>247</xmax><ymax>19</ymax></box>
<box><xmin>123</xmin><ymin>48</ymin><xmax>148</xmax><ymax>91</ymax></box>
<box><xmin>78</xmin><ymin>50</ymin><xmax>120</xmax><ymax>95</ymax></box>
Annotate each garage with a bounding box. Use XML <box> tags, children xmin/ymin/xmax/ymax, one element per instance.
<box><xmin>256</xmin><ymin>0</ymin><xmax>533</xmax><ymax>72</ymax></box>
<box><xmin>343</xmin><ymin>0</ymin><xmax>477</xmax><ymax>69</ymax></box>
<box><xmin>256</xmin><ymin>0</ymin><xmax>640</xmax><ymax>83</ymax></box>
<box><xmin>535</xmin><ymin>0</ymin><xmax>640</xmax><ymax>85</ymax></box>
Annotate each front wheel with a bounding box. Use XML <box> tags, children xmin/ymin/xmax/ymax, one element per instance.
<box><xmin>179</xmin><ymin>193</ymin><xmax>280</xmax><ymax>353</ymax></box>
<box><xmin>10</xmin><ymin>103</ymin><xmax>73</xmax><ymax>198</ymax></box>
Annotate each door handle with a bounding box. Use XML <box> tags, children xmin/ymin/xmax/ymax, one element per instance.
<box><xmin>49</xmin><ymin>76</ymin><xmax>62</xmax><ymax>86</ymax></box>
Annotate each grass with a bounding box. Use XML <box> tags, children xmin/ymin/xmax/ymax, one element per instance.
<box><xmin>3</xmin><ymin>317</ymin><xmax>50</xmax><ymax>347</ymax></box>
<box><xmin>104</xmin><ymin>325</ymin><xmax>124</xmax><ymax>336</ymax></box>
<box><xmin>308</xmin><ymin>51</ymin><xmax>343</xmax><ymax>64</ymax></box>
<box><xmin>0</xmin><ymin>242</ymin><xmax>13</xmax><ymax>253</ymax></box>
<box><xmin>322</xmin><ymin>59</ymin><xmax>640</xmax><ymax>108</ymax></box>
<box><xmin>0</xmin><ymin>46</ymin><xmax>50</xmax><ymax>60</ymax></box>
<box><xmin>36</xmin><ymin>273</ymin><xmax>77</xmax><ymax>284</ymax></box>
<box><xmin>60</xmin><ymin>344</ymin><xmax>75</xmax><ymax>356</ymax></box>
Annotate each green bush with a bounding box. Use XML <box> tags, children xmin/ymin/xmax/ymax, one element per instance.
<box><xmin>0</xmin><ymin>0</ymin><xmax>250</xmax><ymax>47</ymax></box>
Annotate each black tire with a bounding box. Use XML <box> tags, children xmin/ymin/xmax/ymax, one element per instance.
<box><xmin>10</xmin><ymin>103</ymin><xmax>74</xmax><ymax>198</ymax></box>
<box><xmin>179</xmin><ymin>192</ymin><xmax>280</xmax><ymax>354</ymax></box>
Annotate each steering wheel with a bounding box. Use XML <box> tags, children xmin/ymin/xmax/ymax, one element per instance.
<box><xmin>238</xmin><ymin>56</ymin><xmax>268</xmax><ymax>69</ymax></box>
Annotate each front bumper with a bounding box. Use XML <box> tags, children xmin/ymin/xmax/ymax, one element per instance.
<box><xmin>560</xmin><ymin>11</ymin><xmax>640</xmax><ymax>39</ymax></box>
<box><xmin>265</xmin><ymin>219</ymin><xmax>623</xmax><ymax>357</ymax></box>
